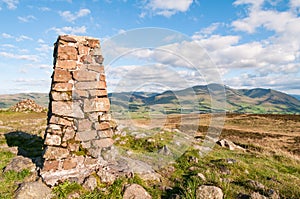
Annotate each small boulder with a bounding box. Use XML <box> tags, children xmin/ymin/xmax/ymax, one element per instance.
<box><xmin>14</xmin><ymin>181</ymin><xmax>53</xmax><ymax>199</ymax></box>
<box><xmin>3</xmin><ymin>156</ymin><xmax>36</xmax><ymax>173</ymax></box>
<box><xmin>196</xmin><ymin>185</ymin><xmax>223</xmax><ymax>199</ymax></box>
<box><xmin>247</xmin><ymin>180</ymin><xmax>265</xmax><ymax>191</ymax></box>
<box><xmin>82</xmin><ymin>175</ymin><xmax>98</xmax><ymax>191</ymax></box>
<box><xmin>123</xmin><ymin>184</ymin><xmax>152</xmax><ymax>199</ymax></box>
<box><xmin>250</xmin><ymin>192</ymin><xmax>268</xmax><ymax>199</ymax></box>
<box><xmin>217</xmin><ymin>139</ymin><xmax>245</xmax><ymax>151</ymax></box>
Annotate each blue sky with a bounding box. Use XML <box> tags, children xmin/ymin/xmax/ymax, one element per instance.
<box><xmin>0</xmin><ymin>0</ymin><xmax>299</xmax><ymax>95</ymax></box>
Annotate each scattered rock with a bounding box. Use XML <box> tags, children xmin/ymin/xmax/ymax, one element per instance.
<box><xmin>123</xmin><ymin>184</ymin><xmax>152</xmax><ymax>199</ymax></box>
<box><xmin>9</xmin><ymin>99</ymin><xmax>46</xmax><ymax>113</ymax></box>
<box><xmin>3</xmin><ymin>156</ymin><xmax>36</xmax><ymax>173</ymax></box>
<box><xmin>250</xmin><ymin>192</ymin><xmax>268</xmax><ymax>199</ymax></box>
<box><xmin>97</xmin><ymin>168</ymin><xmax>116</xmax><ymax>184</ymax></box>
<box><xmin>247</xmin><ymin>180</ymin><xmax>265</xmax><ymax>191</ymax></box>
<box><xmin>14</xmin><ymin>181</ymin><xmax>53</xmax><ymax>199</ymax></box>
<box><xmin>217</xmin><ymin>139</ymin><xmax>246</xmax><ymax>151</ymax></box>
<box><xmin>266</xmin><ymin>189</ymin><xmax>280</xmax><ymax>199</ymax></box>
<box><xmin>82</xmin><ymin>175</ymin><xmax>98</xmax><ymax>191</ymax></box>
<box><xmin>197</xmin><ymin>173</ymin><xmax>206</xmax><ymax>181</ymax></box>
<box><xmin>158</xmin><ymin>145</ymin><xmax>172</xmax><ymax>156</ymax></box>
<box><xmin>196</xmin><ymin>185</ymin><xmax>223</xmax><ymax>199</ymax></box>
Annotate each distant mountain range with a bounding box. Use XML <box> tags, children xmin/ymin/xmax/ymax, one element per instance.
<box><xmin>0</xmin><ymin>85</ymin><xmax>299</xmax><ymax>114</ymax></box>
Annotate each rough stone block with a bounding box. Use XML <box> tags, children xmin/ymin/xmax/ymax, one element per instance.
<box><xmin>46</xmin><ymin>124</ymin><xmax>62</xmax><ymax>135</ymax></box>
<box><xmin>89</xmin><ymin>89</ymin><xmax>107</xmax><ymax>97</ymax></box>
<box><xmin>77</xmin><ymin>119</ymin><xmax>93</xmax><ymax>132</ymax></box>
<box><xmin>59</xmin><ymin>35</ymin><xmax>77</xmax><ymax>43</ymax></box>
<box><xmin>43</xmin><ymin>160</ymin><xmax>59</xmax><ymax>172</ymax></box>
<box><xmin>62</xmin><ymin>158</ymin><xmax>77</xmax><ymax>170</ymax></box>
<box><xmin>62</xmin><ymin>126</ymin><xmax>76</xmax><ymax>141</ymax></box>
<box><xmin>51</xmin><ymin>91</ymin><xmax>72</xmax><ymax>101</ymax></box>
<box><xmin>73</xmin><ymin>89</ymin><xmax>89</xmax><ymax>99</ymax></box>
<box><xmin>84</xmin><ymin>98</ymin><xmax>110</xmax><ymax>112</ymax></box>
<box><xmin>56</xmin><ymin>60</ymin><xmax>77</xmax><ymax>70</ymax></box>
<box><xmin>97</xmin><ymin>129</ymin><xmax>113</xmax><ymax>138</ymax></box>
<box><xmin>94</xmin><ymin>122</ymin><xmax>110</xmax><ymax>130</ymax></box>
<box><xmin>75</xmin><ymin>130</ymin><xmax>98</xmax><ymax>142</ymax></box>
<box><xmin>73</xmin><ymin>70</ymin><xmax>98</xmax><ymax>81</ymax></box>
<box><xmin>99</xmin><ymin>113</ymin><xmax>111</xmax><ymax>121</ymax></box>
<box><xmin>45</xmin><ymin>134</ymin><xmax>62</xmax><ymax>146</ymax></box>
<box><xmin>53</xmin><ymin>69</ymin><xmax>72</xmax><ymax>82</ymax></box>
<box><xmin>87</xmin><ymin>64</ymin><xmax>104</xmax><ymax>73</ymax></box>
<box><xmin>92</xmin><ymin>138</ymin><xmax>114</xmax><ymax>148</ymax></box>
<box><xmin>68</xmin><ymin>143</ymin><xmax>80</xmax><ymax>152</ymax></box>
<box><xmin>78</xmin><ymin>45</ymin><xmax>90</xmax><ymax>55</ymax></box>
<box><xmin>75</xmin><ymin>81</ymin><xmax>106</xmax><ymax>90</ymax></box>
<box><xmin>80</xmin><ymin>55</ymin><xmax>93</xmax><ymax>64</ymax></box>
<box><xmin>52</xmin><ymin>101</ymin><xmax>84</xmax><ymax>118</ymax></box>
<box><xmin>57</xmin><ymin>46</ymin><xmax>78</xmax><ymax>60</ymax></box>
<box><xmin>52</xmin><ymin>83</ymin><xmax>73</xmax><ymax>92</ymax></box>
<box><xmin>49</xmin><ymin>116</ymin><xmax>73</xmax><ymax>126</ymax></box>
<box><xmin>43</xmin><ymin>146</ymin><xmax>69</xmax><ymax>160</ymax></box>
<box><xmin>87</xmin><ymin>38</ymin><xmax>100</xmax><ymax>48</ymax></box>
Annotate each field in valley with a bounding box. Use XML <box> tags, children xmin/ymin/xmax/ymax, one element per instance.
<box><xmin>0</xmin><ymin>111</ymin><xmax>299</xmax><ymax>198</ymax></box>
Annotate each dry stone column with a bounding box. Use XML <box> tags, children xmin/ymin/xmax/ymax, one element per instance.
<box><xmin>41</xmin><ymin>35</ymin><xmax>114</xmax><ymax>186</ymax></box>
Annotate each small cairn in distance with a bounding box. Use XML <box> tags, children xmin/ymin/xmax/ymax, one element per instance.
<box><xmin>9</xmin><ymin>99</ymin><xmax>46</xmax><ymax>113</ymax></box>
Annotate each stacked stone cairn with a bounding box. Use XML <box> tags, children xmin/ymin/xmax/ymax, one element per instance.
<box><xmin>40</xmin><ymin>35</ymin><xmax>114</xmax><ymax>186</ymax></box>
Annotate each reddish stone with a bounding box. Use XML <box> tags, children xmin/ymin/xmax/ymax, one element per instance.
<box><xmin>99</xmin><ymin>74</ymin><xmax>106</xmax><ymax>81</ymax></box>
<box><xmin>84</xmin><ymin>98</ymin><xmax>110</xmax><ymax>112</ymax></box>
<box><xmin>52</xmin><ymin>83</ymin><xmax>73</xmax><ymax>92</ymax></box>
<box><xmin>59</xmin><ymin>35</ymin><xmax>77</xmax><ymax>43</ymax></box>
<box><xmin>72</xmin><ymin>70</ymin><xmax>98</xmax><ymax>82</ymax></box>
<box><xmin>87</xmin><ymin>39</ymin><xmax>100</xmax><ymax>48</ymax></box>
<box><xmin>43</xmin><ymin>146</ymin><xmax>69</xmax><ymax>160</ymax></box>
<box><xmin>43</xmin><ymin>160</ymin><xmax>59</xmax><ymax>172</ymax></box>
<box><xmin>80</xmin><ymin>55</ymin><xmax>93</xmax><ymax>64</ymax></box>
<box><xmin>62</xmin><ymin>158</ymin><xmax>77</xmax><ymax>170</ymax></box>
<box><xmin>49</xmin><ymin>116</ymin><xmax>73</xmax><ymax>126</ymax></box>
<box><xmin>87</xmin><ymin>64</ymin><xmax>104</xmax><ymax>73</ymax></box>
<box><xmin>57</xmin><ymin>46</ymin><xmax>78</xmax><ymax>60</ymax></box>
<box><xmin>94</xmin><ymin>122</ymin><xmax>110</xmax><ymax>130</ymax></box>
<box><xmin>56</xmin><ymin>60</ymin><xmax>77</xmax><ymax>70</ymax></box>
<box><xmin>89</xmin><ymin>89</ymin><xmax>107</xmax><ymax>97</ymax></box>
<box><xmin>51</xmin><ymin>91</ymin><xmax>72</xmax><ymax>101</ymax></box>
<box><xmin>92</xmin><ymin>138</ymin><xmax>114</xmax><ymax>148</ymax></box>
<box><xmin>75</xmin><ymin>81</ymin><xmax>106</xmax><ymax>90</ymax></box>
<box><xmin>73</xmin><ymin>89</ymin><xmax>89</xmax><ymax>99</ymax></box>
<box><xmin>77</xmin><ymin>119</ymin><xmax>92</xmax><ymax>132</ymax></box>
<box><xmin>53</xmin><ymin>69</ymin><xmax>72</xmax><ymax>82</ymax></box>
<box><xmin>84</xmin><ymin>157</ymin><xmax>98</xmax><ymax>166</ymax></box>
<box><xmin>97</xmin><ymin>129</ymin><xmax>113</xmax><ymax>138</ymax></box>
<box><xmin>78</xmin><ymin>44</ymin><xmax>90</xmax><ymax>55</ymax></box>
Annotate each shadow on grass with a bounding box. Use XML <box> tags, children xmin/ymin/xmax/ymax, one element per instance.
<box><xmin>4</xmin><ymin>131</ymin><xmax>44</xmax><ymax>167</ymax></box>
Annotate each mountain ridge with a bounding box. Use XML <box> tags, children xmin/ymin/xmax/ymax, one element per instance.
<box><xmin>1</xmin><ymin>85</ymin><xmax>299</xmax><ymax>114</ymax></box>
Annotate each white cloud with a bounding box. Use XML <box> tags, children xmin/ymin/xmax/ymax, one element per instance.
<box><xmin>1</xmin><ymin>33</ymin><xmax>13</xmax><ymax>38</ymax></box>
<box><xmin>141</xmin><ymin>0</ymin><xmax>194</xmax><ymax>17</ymax></box>
<box><xmin>2</xmin><ymin>0</ymin><xmax>19</xmax><ymax>10</ymax></box>
<box><xmin>0</xmin><ymin>51</ymin><xmax>39</xmax><ymax>62</ymax></box>
<box><xmin>50</xmin><ymin>26</ymin><xmax>87</xmax><ymax>35</ymax></box>
<box><xmin>18</xmin><ymin>15</ymin><xmax>36</xmax><ymax>23</ymax></box>
<box><xmin>59</xmin><ymin>8</ymin><xmax>91</xmax><ymax>22</ymax></box>
<box><xmin>35</xmin><ymin>44</ymin><xmax>52</xmax><ymax>52</ymax></box>
<box><xmin>15</xmin><ymin>35</ymin><xmax>33</xmax><ymax>42</ymax></box>
<box><xmin>38</xmin><ymin>7</ymin><xmax>50</xmax><ymax>11</ymax></box>
<box><xmin>1</xmin><ymin>44</ymin><xmax>15</xmax><ymax>48</ymax></box>
<box><xmin>38</xmin><ymin>39</ymin><xmax>45</xmax><ymax>43</ymax></box>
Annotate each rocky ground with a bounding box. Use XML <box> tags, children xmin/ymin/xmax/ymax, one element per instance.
<box><xmin>0</xmin><ymin>110</ymin><xmax>299</xmax><ymax>198</ymax></box>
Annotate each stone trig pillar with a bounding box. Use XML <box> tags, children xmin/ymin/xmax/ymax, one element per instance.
<box><xmin>41</xmin><ymin>35</ymin><xmax>114</xmax><ymax>186</ymax></box>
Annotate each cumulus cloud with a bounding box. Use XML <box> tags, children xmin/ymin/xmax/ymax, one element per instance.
<box><xmin>49</xmin><ymin>26</ymin><xmax>87</xmax><ymax>35</ymax></box>
<box><xmin>59</xmin><ymin>8</ymin><xmax>91</xmax><ymax>22</ymax></box>
<box><xmin>15</xmin><ymin>35</ymin><xmax>33</xmax><ymax>42</ymax></box>
<box><xmin>141</xmin><ymin>0</ymin><xmax>194</xmax><ymax>17</ymax></box>
<box><xmin>2</xmin><ymin>0</ymin><xmax>19</xmax><ymax>10</ymax></box>
<box><xmin>18</xmin><ymin>15</ymin><xmax>36</xmax><ymax>23</ymax></box>
<box><xmin>35</xmin><ymin>44</ymin><xmax>52</xmax><ymax>52</ymax></box>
